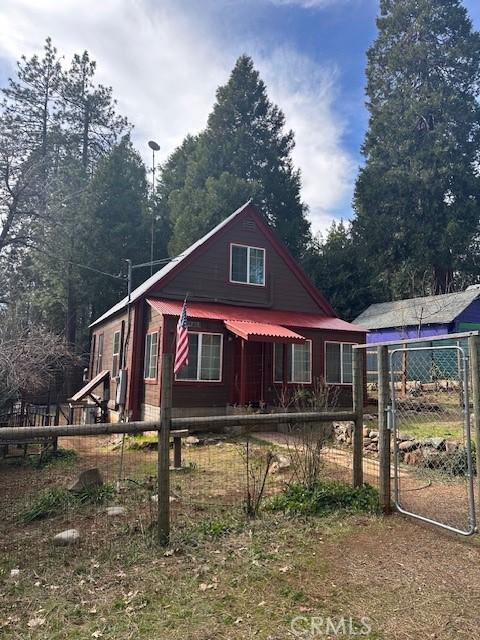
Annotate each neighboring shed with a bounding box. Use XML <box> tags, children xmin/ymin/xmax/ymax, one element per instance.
<box><xmin>354</xmin><ymin>287</ymin><xmax>480</xmax><ymax>342</ymax></box>
<box><xmin>353</xmin><ymin>287</ymin><xmax>480</xmax><ymax>383</ymax></box>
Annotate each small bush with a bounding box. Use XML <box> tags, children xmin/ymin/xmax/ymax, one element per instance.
<box><xmin>35</xmin><ymin>448</ymin><xmax>78</xmax><ymax>468</ymax></box>
<box><xmin>76</xmin><ymin>482</ymin><xmax>116</xmax><ymax>504</ymax></box>
<box><xmin>266</xmin><ymin>481</ymin><xmax>380</xmax><ymax>517</ymax></box>
<box><xmin>21</xmin><ymin>488</ymin><xmax>72</xmax><ymax>523</ymax></box>
<box><xmin>422</xmin><ymin>446</ymin><xmax>477</xmax><ymax>477</ymax></box>
<box><xmin>198</xmin><ymin>516</ymin><xmax>241</xmax><ymax>538</ymax></box>
<box><xmin>21</xmin><ymin>482</ymin><xmax>116</xmax><ymax>523</ymax></box>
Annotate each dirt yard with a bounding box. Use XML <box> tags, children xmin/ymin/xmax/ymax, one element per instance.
<box><xmin>2</xmin><ymin>435</ymin><xmax>480</xmax><ymax>639</ymax></box>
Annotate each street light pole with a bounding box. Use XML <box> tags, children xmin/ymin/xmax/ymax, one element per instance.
<box><xmin>148</xmin><ymin>140</ymin><xmax>160</xmax><ymax>276</ymax></box>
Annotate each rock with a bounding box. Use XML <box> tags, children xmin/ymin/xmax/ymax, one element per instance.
<box><xmin>150</xmin><ymin>494</ymin><xmax>178</xmax><ymax>503</ymax></box>
<box><xmin>106</xmin><ymin>506</ymin><xmax>126</xmax><ymax>517</ymax></box>
<box><xmin>404</xmin><ymin>451</ymin><xmax>424</xmax><ymax>466</ymax></box>
<box><xmin>363</xmin><ymin>428</ymin><xmax>370</xmax><ymax>438</ymax></box>
<box><xmin>397</xmin><ymin>432</ymin><xmax>411</xmax><ymax>442</ymax></box>
<box><xmin>53</xmin><ymin>529</ymin><xmax>80</xmax><ymax>546</ymax></box>
<box><xmin>366</xmin><ymin>443</ymin><xmax>378</xmax><ymax>452</ymax></box>
<box><xmin>363</xmin><ymin>438</ymin><xmax>372</xmax><ymax>447</ymax></box>
<box><xmin>398</xmin><ymin>440</ymin><xmax>419</xmax><ymax>452</ymax></box>
<box><xmin>424</xmin><ymin>437</ymin><xmax>446</xmax><ymax>451</ymax></box>
<box><xmin>363</xmin><ymin>414</ymin><xmax>376</xmax><ymax>422</ymax></box>
<box><xmin>422</xmin><ymin>448</ymin><xmax>442</xmax><ymax>468</ymax></box>
<box><xmin>68</xmin><ymin>468</ymin><xmax>103</xmax><ymax>493</ymax></box>
<box><xmin>445</xmin><ymin>440</ymin><xmax>459</xmax><ymax>454</ymax></box>
<box><xmin>273</xmin><ymin>453</ymin><xmax>291</xmax><ymax>469</ymax></box>
<box><xmin>10</xmin><ymin>568</ymin><xmax>20</xmax><ymax>578</ymax></box>
<box><xmin>368</xmin><ymin>430</ymin><xmax>379</xmax><ymax>439</ymax></box>
<box><xmin>185</xmin><ymin>436</ymin><xmax>200</xmax><ymax>446</ymax></box>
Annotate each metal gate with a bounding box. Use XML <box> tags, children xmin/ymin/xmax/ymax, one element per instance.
<box><xmin>390</xmin><ymin>344</ymin><xmax>476</xmax><ymax>536</ymax></box>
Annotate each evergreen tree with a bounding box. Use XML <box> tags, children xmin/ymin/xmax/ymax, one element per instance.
<box><xmin>306</xmin><ymin>221</ymin><xmax>372</xmax><ymax>321</ymax></box>
<box><xmin>354</xmin><ymin>0</ymin><xmax>480</xmax><ymax>296</ymax></box>
<box><xmin>85</xmin><ymin>137</ymin><xmax>149</xmax><ymax>320</ymax></box>
<box><xmin>165</xmin><ymin>56</ymin><xmax>311</xmax><ymax>258</ymax></box>
<box><xmin>61</xmin><ymin>51</ymin><xmax>130</xmax><ymax>172</ymax></box>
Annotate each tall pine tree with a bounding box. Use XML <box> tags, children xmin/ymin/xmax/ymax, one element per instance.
<box><xmin>165</xmin><ymin>56</ymin><xmax>311</xmax><ymax>259</ymax></box>
<box><xmin>354</xmin><ymin>0</ymin><xmax>480</xmax><ymax>295</ymax></box>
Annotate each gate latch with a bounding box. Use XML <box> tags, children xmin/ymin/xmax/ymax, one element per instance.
<box><xmin>386</xmin><ymin>405</ymin><xmax>394</xmax><ymax>431</ymax></box>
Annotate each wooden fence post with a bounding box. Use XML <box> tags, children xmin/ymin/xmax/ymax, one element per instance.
<box><xmin>377</xmin><ymin>345</ymin><xmax>391</xmax><ymax>513</ymax></box>
<box><xmin>352</xmin><ymin>347</ymin><xmax>364</xmax><ymax>487</ymax></box>
<box><xmin>158</xmin><ymin>353</ymin><xmax>172</xmax><ymax>545</ymax></box>
<box><xmin>468</xmin><ymin>335</ymin><xmax>480</xmax><ymax>498</ymax></box>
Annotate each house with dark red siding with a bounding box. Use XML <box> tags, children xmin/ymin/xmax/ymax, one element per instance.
<box><xmin>73</xmin><ymin>201</ymin><xmax>366</xmax><ymax>421</ymax></box>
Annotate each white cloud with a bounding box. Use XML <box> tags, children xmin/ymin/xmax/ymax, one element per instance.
<box><xmin>255</xmin><ymin>48</ymin><xmax>355</xmax><ymax>232</ymax></box>
<box><xmin>0</xmin><ymin>0</ymin><xmax>356</xmax><ymax>233</ymax></box>
<box><xmin>267</xmin><ymin>0</ymin><xmax>350</xmax><ymax>8</ymax></box>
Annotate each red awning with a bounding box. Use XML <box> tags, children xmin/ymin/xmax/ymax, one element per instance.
<box><xmin>224</xmin><ymin>320</ymin><xmax>305</xmax><ymax>343</ymax></box>
<box><xmin>70</xmin><ymin>370</ymin><xmax>110</xmax><ymax>402</ymax></box>
<box><xmin>146</xmin><ymin>298</ymin><xmax>366</xmax><ymax>333</ymax></box>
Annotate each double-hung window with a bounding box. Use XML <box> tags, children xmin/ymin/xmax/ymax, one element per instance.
<box><xmin>274</xmin><ymin>341</ymin><xmax>312</xmax><ymax>384</ymax></box>
<box><xmin>144</xmin><ymin>332</ymin><xmax>158</xmax><ymax>380</ymax></box>
<box><xmin>325</xmin><ymin>342</ymin><xmax>353</xmax><ymax>384</ymax></box>
<box><xmin>96</xmin><ymin>334</ymin><xmax>104</xmax><ymax>375</ymax></box>
<box><xmin>112</xmin><ymin>331</ymin><xmax>121</xmax><ymax>378</ymax></box>
<box><xmin>176</xmin><ymin>333</ymin><xmax>223</xmax><ymax>382</ymax></box>
<box><xmin>230</xmin><ymin>244</ymin><xmax>265</xmax><ymax>286</ymax></box>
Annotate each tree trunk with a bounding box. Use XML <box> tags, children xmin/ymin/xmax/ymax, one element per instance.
<box><xmin>433</xmin><ymin>264</ymin><xmax>454</xmax><ymax>294</ymax></box>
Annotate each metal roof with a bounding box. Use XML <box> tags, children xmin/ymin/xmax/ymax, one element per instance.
<box><xmin>224</xmin><ymin>320</ymin><xmax>306</xmax><ymax>343</ymax></box>
<box><xmin>147</xmin><ymin>298</ymin><xmax>365</xmax><ymax>332</ymax></box>
<box><xmin>353</xmin><ymin>289</ymin><xmax>480</xmax><ymax>331</ymax></box>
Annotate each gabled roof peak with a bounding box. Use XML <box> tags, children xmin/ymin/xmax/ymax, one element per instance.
<box><xmin>90</xmin><ymin>200</ymin><xmax>334</xmax><ymax>327</ymax></box>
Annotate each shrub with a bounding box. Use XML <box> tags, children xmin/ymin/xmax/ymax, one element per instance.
<box><xmin>21</xmin><ymin>488</ymin><xmax>72</xmax><ymax>523</ymax></box>
<box><xmin>22</xmin><ymin>482</ymin><xmax>116</xmax><ymax>522</ymax></box>
<box><xmin>266</xmin><ymin>481</ymin><xmax>379</xmax><ymax>516</ymax></box>
<box><xmin>35</xmin><ymin>448</ymin><xmax>78</xmax><ymax>468</ymax></box>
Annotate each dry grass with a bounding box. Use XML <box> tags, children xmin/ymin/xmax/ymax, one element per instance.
<box><xmin>2</xmin><ymin>434</ymin><xmax>480</xmax><ymax>639</ymax></box>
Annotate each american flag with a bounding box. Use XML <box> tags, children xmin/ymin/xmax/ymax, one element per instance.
<box><xmin>174</xmin><ymin>299</ymin><xmax>189</xmax><ymax>374</ymax></box>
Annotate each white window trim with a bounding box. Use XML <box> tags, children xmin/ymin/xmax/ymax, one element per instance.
<box><xmin>324</xmin><ymin>341</ymin><xmax>356</xmax><ymax>385</ymax></box>
<box><xmin>175</xmin><ymin>332</ymin><xmax>224</xmax><ymax>383</ymax></box>
<box><xmin>112</xmin><ymin>330</ymin><xmax>121</xmax><ymax>377</ymax></box>
<box><xmin>96</xmin><ymin>334</ymin><xmax>104</xmax><ymax>375</ymax></box>
<box><xmin>229</xmin><ymin>243</ymin><xmax>266</xmax><ymax>287</ymax></box>
<box><xmin>273</xmin><ymin>340</ymin><xmax>312</xmax><ymax>385</ymax></box>
<box><xmin>144</xmin><ymin>331</ymin><xmax>159</xmax><ymax>381</ymax></box>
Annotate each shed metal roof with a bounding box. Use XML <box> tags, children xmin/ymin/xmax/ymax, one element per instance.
<box><xmin>353</xmin><ymin>289</ymin><xmax>480</xmax><ymax>331</ymax></box>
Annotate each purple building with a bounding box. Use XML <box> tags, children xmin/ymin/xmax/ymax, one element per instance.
<box><xmin>353</xmin><ymin>287</ymin><xmax>480</xmax><ymax>382</ymax></box>
<box><xmin>353</xmin><ymin>287</ymin><xmax>480</xmax><ymax>344</ymax></box>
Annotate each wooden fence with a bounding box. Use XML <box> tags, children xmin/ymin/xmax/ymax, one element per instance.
<box><xmin>0</xmin><ymin>353</ymin><xmax>376</xmax><ymax>544</ymax></box>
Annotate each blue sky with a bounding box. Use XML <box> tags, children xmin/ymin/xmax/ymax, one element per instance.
<box><xmin>1</xmin><ymin>0</ymin><xmax>479</xmax><ymax>234</ymax></box>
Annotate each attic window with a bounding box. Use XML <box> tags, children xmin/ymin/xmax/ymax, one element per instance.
<box><xmin>242</xmin><ymin>218</ymin><xmax>256</xmax><ymax>231</ymax></box>
<box><xmin>230</xmin><ymin>244</ymin><xmax>265</xmax><ymax>286</ymax></box>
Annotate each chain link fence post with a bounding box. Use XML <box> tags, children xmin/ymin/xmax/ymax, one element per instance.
<box><xmin>378</xmin><ymin>345</ymin><xmax>391</xmax><ymax>513</ymax></box>
<box><xmin>469</xmin><ymin>335</ymin><xmax>480</xmax><ymax>501</ymax></box>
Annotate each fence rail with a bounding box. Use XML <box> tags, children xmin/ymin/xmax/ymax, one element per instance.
<box><xmin>0</xmin><ymin>410</ymin><xmax>356</xmax><ymax>441</ymax></box>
